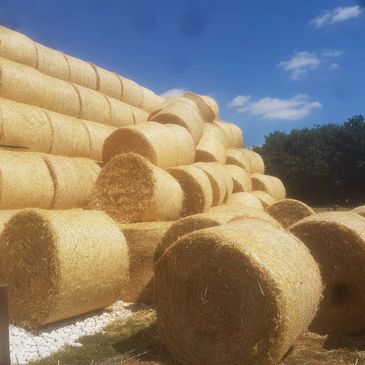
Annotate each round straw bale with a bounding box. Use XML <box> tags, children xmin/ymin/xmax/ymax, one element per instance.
<box><xmin>183</xmin><ymin>92</ymin><xmax>216</xmax><ymax>123</ymax></box>
<box><xmin>251</xmin><ymin>173</ymin><xmax>286</xmax><ymax>200</ymax></box>
<box><xmin>0</xmin><ymin>26</ymin><xmax>38</xmax><ymax>68</ymax></box>
<box><xmin>131</xmin><ymin>105</ymin><xmax>148</xmax><ymax>124</ymax></box>
<box><xmin>251</xmin><ymin>190</ymin><xmax>276</xmax><ymax>208</ymax></box>
<box><xmin>120</xmin><ymin>221</ymin><xmax>173</xmax><ymax>304</ymax></box>
<box><xmin>102</xmin><ymin>122</ymin><xmax>195</xmax><ymax>167</ymax></box>
<box><xmin>89</xmin><ymin>153</ymin><xmax>183</xmax><ymax>223</ymax></box>
<box><xmin>0</xmin><ymin>98</ymin><xmax>53</xmax><ymax>152</ymax></box>
<box><xmin>214</xmin><ymin>120</ymin><xmax>244</xmax><ymax>147</ymax></box>
<box><xmin>106</xmin><ymin>96</ymin><xmax>135</xmax><ymax>127</ymax></box>
<box><xmin>266</xmin><ymin>198</ymin><xmax>315</xmax><ymax>228</ymax></box>
<box><xmin>236</xmin><ymin>148</ymin><xmax>265</xmax><ymax>174</ymax></box>
<box><xmin>195</xmin><ymin>138</ymin><xmax>226</xmax><ymax>164</ymax></box>
<box><xmin>226</xmin><ymin>192</ymin><xmax>264</xmax><ymax>211</ymax></box>
<box><xmin>118</xmin><ymin>75</ymin><xmax>144</xmax><ymax>108</ymax></box>
<box><xmin>167</xmin><ymin>165</ymin><xmax>213</xmax><ymax>216</ymax></box>
<box><xmin>0</xmin><ymin>151</ymin><xmax>54</xmax><ymax>209</ymax></box>
<box><xmin>193</xmin><ymin>162</ymin><xmax>226</xmax><ymax>206</ymax></box>
<box><xmin>35</xmin><ymin>43</ymin><xmax>70</xmax><ymax>80</ymax></box>
<box><xmin>84</xmin><ymin>121</ymin><xmax>116</xmax><ymax>162</ymax></box>
<box><xmin>0</xmin><ymin>209</ymin><xmax>128</xmax><ymax>328</ymax></box>
<box><xmin>141</xmin><ymin>87</ymin><xmax>165</xmax><ymax>112</ymax></box>
<box><xmin>0</xmin><ymin>57</ymin><xmax>80</xmax><ymax>117</ymax></box>
<box><xmin>155</xmin><ymin>220</ymin><xmax>322</xmax><ymax>365</ymax></box>
<box><xmin>94</xmin><ymin>67</ymin><xmax>122</xmax><ymax>100</ymax></box>
<box><xmin>289</xmin><ymin>212</ymin><xmax>365</xmax><ymax>335</ymax></box>
<box><xmin>65</xmin><ymin>55</ymin><xmax>98</xmax><ymax>90</ymax></box>
<box><xmin>226</xmin><ymin>148</ymin><xmax>252</xmax><ymax>173</ymax></box>
<box><xmin>43</xmin><ymin>155</ymin><xmax>100</xmax><ymax>209</ymax></box>
<box><xmin>200</xmin><ymin>95</ymin><xmax>220</xmax><ymax>117</ymax></box>
<box><xmin>225</xmin><ymin>164</ymin><xmax>252</xmax><ymax>192</ymax></box>
<box><xmin>352</xmin><ymin>205</ymin><xmax>365</xmax><ymax>218</ymax></box>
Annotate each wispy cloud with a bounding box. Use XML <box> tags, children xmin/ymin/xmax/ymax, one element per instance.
<box><xmin>160</xmin><ymin>88</ymin><xmax>187</xmax><ymax>98</ymax></box>
<box><xmin>310</xmin><ymin>6</ymin><xmax>363</xmax><ymax>28</ymax></box>
<box><xmin>228</xmin><ymin>94</ymin><xmax>321</xmax><ymax>121</ymax></box>
<box><xmin>278</xmin><ymin>49</ymin><xmax>342</xmax><ymax>80</ymax></box>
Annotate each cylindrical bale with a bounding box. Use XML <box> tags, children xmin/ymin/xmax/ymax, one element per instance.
<box><xmin>102</xmin><ymin>122</ymin><xmax>195</xmax><ymax>167</ymax></box>
<box><xmin>84</xmin><ymin>121</ymin><xmax>116</xmax><ymax>162</ymax></box>
<box><xmin>251</xmin><ymin>173</ymin><xmax>286</xmax><ymax>200</ymax></box>
<box><xmin>0</xmin><ymin>98</ymin><xmax>53</xmax><ymax>152</ymax></box>
<box><xmin>193</xmin><ymin>162</ymin><xmax>226</xmax><ymax>206</ymax></box>
<box><xmin>120</xmin><ymin>221</ymin><xmax>173</xmax><ymax>304</ymax></box>
<box><xmin>94</xmin><ymin>67</ymin><xmax>122</xmax><ymax>100</ymax></box>
<box><xmin>167</xmin><ymin>165</ymin><xmax>213</xmax><ymax>217</ymax></box>
<box><xmin>225</xmin><ymin>164</ymin><xmax>252</xmax><ymax>192</ymax></box>
<box><xmin>118</xmin><ymin>75</ymin><xmax>144</xmax><ymax>108</ymax></box>
<box><xmin>131</xmin><ymin>105</ymin><xmax>148</xmax><ymax>124</ymax></box>
<box><xmin>0</xmin><ymin>151</ymin><xmax>54</xmax><ymax>209</ymax></box>
<box><xmin>214</xmin><ymin>120</ymin><xmax>244</xmax><ymax>147</ymax></box>
<box><xmin>149</xmin><ymin>98</ymin><xmax>204</xmax><ymax>145</ymax></box>
<box><xmin>266</xmin><ymin>199</ymin><xmax>315</xmax><ymax>228</ymax></box>
<box><xmin>155</xmin><ymin>220</ymin><xmax>322</xmax><ymax>365</ymax></box>
<box><xmin>154</xmin><ymin>207</ymin><xmax>280</xmax><ymax>264</ymax></box>
<box><xmin>183</xmin><ymin>92</ymin><xmax>216</xmax><ymax>123</ymax></box>
<box><xmin>352</xmin><ymin>205</ymin><xmax>365</xmax><ymax>218</ymax></box>
<box><xmin>65</xmin><ymin>55</ymin><xmax>98</xmax><ymax>90</ymax></box>
<box><xmin>226</xmin><ymin>148</ymin><xmax>252</xmax><ymax>173</ymax></box>
<box><xmin>141</xmin><ymin>87</ymin><xmax>165</xmax><ymax>113</ymax></box>
<box><xmin>289</xmin><ymin>212</ymin><xmax>365</xmax><ymax>335</ymax></box>
<box><xmin>35</xmin><ymin>43</ymin><xmax>70</xmax><ymax>80</ymax></box>
<box><xmin>107</xmin><ymin>96</ymin><xmax>135</xmax><ymax>127</ymax></box>
<box><xmin>43</xmin><ymin>155</ymin><xmax>100</xmax><ymax>209</ymax></box>
<box><xmin>89</xmin><ymin>153</ymin><xmax>183</xmax><ymax>223</ymax></box>
<box><xmin>0</xmin><ymin>57</ymin><xmax>80</xmax><ymax>117</ymax></box>
<box><xmin>251</xmin><ymin>190</ymin><xmax>276</xmax><ymax>208</ymax></box>
<box><xmin>226</xmin><ymin>192</ymin><xmax>264</xmax><ymax>211</ymax></box>
<box><xmin>0</xmin><ymin>209</ymin><xmax>129</xmax><ymax>328</ymax></box>
<box><xmin>0</xmin><ymin>26</ymin><xmax>38</xmax><ymax>68</ymax></box>
<box><xmin>200</xmin><ymin>95</ymin><xmax>220</xmax><ymax>117</ymax></box>
<box><xmin>46</xmin><ymin>110</ymin><xmax>91</xmax><ymax>158</ymax></box>
<box><xmin>238</xmin><ymin>148</ymin><xmax>265</xmax><ymax>174</ymax></box>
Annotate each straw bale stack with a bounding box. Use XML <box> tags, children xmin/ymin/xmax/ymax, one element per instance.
<box><xmin>237</xmin><ymin>148</ymin><xmax>265</xmax><ymax>174</ymax></box>
<box><xmin>167</xmin><ymin>165</ymin><xmax>213</xmax><ymax>217</ymax></box>
<box><xmin>94</xmin><ymin>66</ymin><xmax>122</xmax><ymax>100</ymax></box>
<box><xmin>89</xmin><ymin>153</ymin><xmax>183</xmax><ymax>223</ymax></box>
<box><xmin>213</xmin><ymin>120</ymin><xmax>244</xmax><ymax>148</ymax></box>
<box><xmin>266</xmin><ymin>199</ymin><xmax>315</xmax><ymax>228</ymax></box>
<box><xmin>289</xmin><ymin>212</ymin><xmax>365</xmax><ymax>334</ymax></box>
<box><xmin>183</xmin><ymin>92</ymin><xmax>217</xmax><ymax>123</ymax></box>
<box><xmin>352</xmin><ymin>205</ymin><xmax>365</xmax><ymax>218</ymax></box>
<box><xmin>102</xmin><ymin>122</ymin><xmax>195</xmax><ymax>167</ymax></box>
<box><xmin>225</xmin><ymin>164</ymin><xmax>252</xmax><ymax>192</ymax></box>
<box><xmin>120</xmin><ymin>221</ymin><xmax>173</xmax><ymax>304</ymax></box>
<box><xmin>65</xmin><ymin>55</ymin><xmax>98</xmax><ymax>90</ymax></box>
<box><xmin>251</xmin><ymin>190</ymin><xmax>276</xmax><ymax>208</ymax></box>
<box><xmin>0</xmin><ymin>209</ymin><xmax>129</xmax><ymax>328</ymax></box>
<box><xmin>226</xmin><ymin>148</ymin><xmax>252</xmax><ymax>173</ymax></box>
<box><xmin>226</xmin><ymin>192</ymin><xmax>264</xmax><ymax>211</ymax></box>
<box><xmin>155</xmin><ymin>220</ymin><xmax>322</xmax><ymax>365</ymax></box>
<box><xmin>105</xmin><ymin>95</ymin><xmax>135</xmax><ymax>127</ymax></box>
<box><xmin>251</xmin><ymin>173</ymin><xmax>286</xmax><ymax>200</ymax></box>
<box><xmin>118</xmin><ymin>75</ymin><xmax>144</xmax><ymax>109</ymax></box>
<box><xmin>141</xmin><ymin>86</ymin><xmax>165</xmax><ymax>112</ymax></box>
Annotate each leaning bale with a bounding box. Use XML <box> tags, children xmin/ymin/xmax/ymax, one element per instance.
<box><xmin>65</xmin><ymin>55</ymin><xmax>98</xmax><ymax>90</ymax></box>
<box><xmin>226</xmin><ymin>192</ymin><xmax>264</xmax><ymax>211</ymax></box>
<box><xmin>120</xmin><ymin>221</ymin><xmax>173</xmax><ymax>304</ymax></box>
<box><xmin>238</xmin><ymin>148</ymin><xmax>265</xmax><ymax>174</ymax></box>
<box><xmin>89</xmin><ymin>153</ymin><xmax>183</xmax><ymax>223</ymax></box>
<box><xmin>225</xmin><ymin>164</ymin><xmax>252</xmax><ymax>192</ymax></box>
<box><xmin>226</xmin><ymin>148</ymin><xmax>252</xmax><ymax>173</ymax></box>
<box><xmin>0</xmin><ymin>209</ymin><xmax>129</xmax><ymax>328</ymax></box>
<box><xmin>352</xmin><ymin>205</ymin><xmax>365</xmax><ymax>218</ymax></box>
<box><xmin>118</xmin><ymin>75</ymin><xmax>144</xmax><ymax>108</ymax></box>
<box><xmin>167</xmin><ymin>165</ymin><xmax>213</xmax><ymax>217</ymax></box>
<box><xmin>214</xmin><ymin>120</ymin><xmax>244</xmax><ymax>147</ymax></box>
<box><xmin>251</xmin><ymin>190</ymin><xmax>276</xmax><ymax>208</ymax></box>
<box><xmin>266</xmin><ymin>199</ymin><xmax>315</xmax><ymax>228</ymax></box>
<box><xmin>141</xmin><ymin>87</ymin><xmax>165</xmax><ymax>113</ymax></box>
<box><xmin>102</xmin><ymin>122</ymin><xmax>195</xmax><ymax>167</ymax></box>
<box><xmin>43</xmin><ymin>155</ymin><xmax>100</xmax><ymax>209</ymax></box>
<box><xmin>251</xmin><ymin>173</ymin><xmax>286</xmax><ymax>200</ymax></box>
<box><xmin>0</xmin><ymin>151</ymin><xmax>54</xmax><ymax>209</ymax></box>
<box><xmin>94</xmin><ymin>67</ymin><xmax>122</xmax><ymax>100</ymax></box>
<box><xmin>183</xmin><ymin>92</ymin><xmax>216</xmax><ymax>123</ymax></box>
<box><xmin>155</xmin><ymin>220</ymin><xmax>322</xmax><ymax>365</ymax></box>
<box><xmin>289</xmin><ymin>212</ymin><xmax>365</xmax><ymax>335</ymax></box>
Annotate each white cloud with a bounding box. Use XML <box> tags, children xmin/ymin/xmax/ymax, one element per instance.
<box><xmin>228</xmin><ymin>94</ymin><xmax>321</xmax><ymax>121</ymax></box>
<box><xmin>310</xmin><ymin>6</ymin><xmax>363</xmax><ymax>28</ymax></box>
<box><xmin>160</xmin><ymin>88</ymin><xmax>187</xmax><ymax>98</ymax></box>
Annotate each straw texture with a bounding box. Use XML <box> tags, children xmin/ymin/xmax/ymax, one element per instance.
<box><xmin>65</xmin><ymin>55</ymin><xmax>98</xmax><ymax>90</ymax></box>
<box><xmin>289</xmin><ymin>212</ymin><xmax>365</xmax><ymax>335</ymax></box>
<box><xmin>226</xmin><ymin>148</ymin><xmax>252</xmax><ymax>173</ymax></box>
<box><xmin>266</xmin><ymin>198</ymin><xmax>315</xmax><ymax>228</ymax></box>
<box><xmin>0</xmin><ymin>209</ymin><xmax>128</xmax><ymax>328</ymax></box>
<box><xmin>225</xmin><ymin>164</ymin><xmax>252</xmax><ymax>192</ymax></box>
<box><xmin>251</xmin><ymin>190</ymin><xmax>276</xmax><ymax>208</ymax></box>
<box><xmin>131</xmin><ymin>105</ymin><xmax>148</xmax><ymax>124</ymax></box>
<box><xmin>155</xmin><ymin>220</ymin><xmax>322</xmax><ymax>365</ymax></box>
<box><xmin>89</xmin><ymin>153</ymin><xmax>183</xmax><ymax>223</ymax></box>
<box><xmin>107</xmin><ymin>96</ymin><xmax>135</xmax><ymax>127</ymax></box>
<box><xmin>214</xmin><ymin>120</ymin><xmax>244</xmax><ymax>147</ymax></box>
<box><xmin>141</xmin><ymin>87</ymin><xmax>165</xmax><ymax>112</ymax></box>
<box><xmin>226</xmin><ymin>192</ymin><xmax>264</xmax><ymax>211</ymax></box>
<box><xmin>118</xmin><ymin>75</ymin><xmax>144</xmax><ymax>108</ymax></box>
<box><xmin>238</xmin><ymin>148</ymin><xmax>265</xmax><ymax>174</ymax></box>
<box><xmin>94</xmin><ymin>67</ymin><xmax>122</xmax><ymax>100</ymax></box>
<box><xmin>183</xmin><ymin>92</ymin><xmax>216</xmax><ymax>123</ymax></box>
<box><xmin>251</xmin><ymin>173</ymin><xmax>286</xmax><ymax>200</ymax></box>
<box><xmin>352</xmin><ymin>205</ymin><xmax>365</xmax><ymax>218</ymax></box>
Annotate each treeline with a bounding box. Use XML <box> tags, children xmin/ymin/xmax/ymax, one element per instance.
<box><xmin>254</xmin><ymin>115</ymin><xmax>365</xmax><ymax>206</ymax></box>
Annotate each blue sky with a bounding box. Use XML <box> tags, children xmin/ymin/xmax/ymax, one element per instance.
<box><xmin>1</xmin><ymin>0</ymin><xmax>364</xmax><ymax>145</ymax></box>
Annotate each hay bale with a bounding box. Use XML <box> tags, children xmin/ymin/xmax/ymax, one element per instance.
<box><xmin>214</xmin><ymin>120</ymin><xmax>243</xmax><ymax>147</ymax></box>
<box><xmin>226</xmin><ymin>148</ymin><xmax>252</xmax><ymax>173</ymax></box>
<box><xmin>65</xmin><ymin>55</ymin><xmax>98</xmax><ymax>90</ymax></box>
<box><xmin>237</xmin><ymin>148</ymin><xmax>265</xmax><ymax>174</ymax></box>
<box><xmin>0</xmin><ymin>151</ymin><xmax>54</xmax><ymax>209</ymax></box>
<box><xmin>43</xmin><ymin>155</ymin><xmax>100</xmax><ymax>209</ymax></box>
<box><xmin>0</xmin><ymin>57</ymin><xmax>80</xmax><ymax>117</ymax></box>
<box><xmin>251</xmin><ymin>173</ymin><xmax>286</xmax><ymax>200</ymax></box>
<box><xmin>251</xmin><ymin>190</ymin><xmax>276</xmax><ymax>208</ymax></box>
<box><xmin>183</xmin><ymin>92</ymin><xmax>216</xmax><ymax>123</ymax></box>
<box><xmin>89</xmin><ymin>153</ymin><xmax>183</xmax><ymax>223</ymax></box>
<box><xmin>289</xmin><ymin>212</ymin><xmax>365</xmax><ymax>334</ymax></box>
<box><xmin>193</xmin><ymin>162</ymin><xmax>226</xmax><ymax>206</ymax></box>
<box><xmin>167</xmin><ymin>165</ymin><xmax>213</xmax><ymax>217</ymax></box>
<box><xmin>0</xmin><ymin>98</ymin><xmax>53</xmax><ymax>153</ymax></box>
<box><xmin>352</xmin><ymin>205</ymin><xmax>365</xmax><ymax>218</ymax></box>
<box><xmin>131</xmin><ymin>105</ymin><xmax>148</xmax><ymax>124</ymax></box>
<box><xmin>118</xmin><ymin>75</ymin><xmax>144</xmax><ymax>108</ymax></box>
<box><xmin>141</xmin><ymin>87</ymin><xmax>165</xmax><ymax>113</ymax></box>
<box><xmin>102</xmin><ymin>122</ymin><xmax>195</xmax><ymax>167</ymax></box>
<box><xmin>225</xmin><ymin>164</ymin><xmax>252</xmax><ymax>192</ymax></box>
<box><xmin>0</xmin><ymin>209</ymin><xmax>128</xmax><ymax>328</ymax></box>
<box><xmin>200</xmin><ymin>95</ymin><xmax>220</xmax><ymax>117</ymax></box>
<box><xmin>0</xmin><ymin>26</ymin><xmax>38</xmax><ymax>68</ymax></box>
<box><xmin>226</xmin><ymin>192</ymin><xmax>264</xmax><ymax>211</ymax></box>
<box><xmin>120</xmin><ymin>221</ymin><xmax>173</xmax><ymax>304</ymax></box>
<box><xmin>266</xmin><ymin>199</ymin><xmax>315</xmax><ymax>228</ymax></box>
<box><xmin>155</xmin><ymin>220</ymin><xmax>322</xmax><ymax>365</ymax></box>
<box><xmin>107</xmin><ymin>96</ymin><xmax>135</xmax><ymax>127</ymax></box>
<box><xmin>94</xmin><ymin>67</ymin><xmax>122</xmax><ymax>100</ymax></box>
